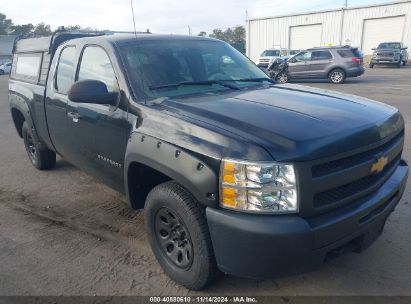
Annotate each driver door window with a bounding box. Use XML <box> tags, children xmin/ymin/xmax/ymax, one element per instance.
<box><xmin>78</xmin><ymin>46</ymin><xmax>119</xmax><ymax>92</ymax></box>
<box><xmin>294</xmin><ymin>51</ymin><xmax>312</xmax><ymax>62</ymax></box>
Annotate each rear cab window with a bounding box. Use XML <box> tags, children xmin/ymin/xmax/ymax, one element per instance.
<box><xmin>55</xmin><ymin>46</ymin><xmax>77</xmax><ymax>94</ymax></box>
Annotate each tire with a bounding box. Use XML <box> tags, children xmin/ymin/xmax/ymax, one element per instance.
<box><xmin>396</xmin><ymin>61</ymin><xmax>401</xmax><ymax>69</ymax></box>
<box><xmin>22</xmin><ymin>121</ymin><xmax>56</xmax><ymax>170</ymax></box>
<box><xmin>328</xmin><ymin>68</ymin><xmax>346</xmax><ymax>84</ymax></box>
<box><xmin>276</xmin><ymin>72</ymin><xmax>289</xmax><ymax>83</ymax></box>
<box><xmin>144</xmin><ymin>181</ymin><xmax>218</xmax><ymax>290</ymax></box>
<box><xmin>0</xmin><ymin>70</ymin><xmax>4</xmax><ymax>75</ymax></box>
<box><xmin>369</xmin><ymin>63</ymin><xmax>374</xmax><ymax>69</ymax></box>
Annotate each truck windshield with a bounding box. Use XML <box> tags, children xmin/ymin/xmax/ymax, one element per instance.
<box><xmin>378</xmin><ymin>43</ymin><xmax>401</xmax><ymax>49</ymax></box>
<box><xmin>261</xmin><ymin>50</ymin><xmax>280</xmax><ymax>56</ymax></box>
<box><xmin>120</xmin><ymin>39</ymin><xmax>270</xmax><ymax>98</ymax></box>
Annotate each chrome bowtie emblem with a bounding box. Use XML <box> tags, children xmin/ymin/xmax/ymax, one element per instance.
<box><xmin>371</xmin><ymin>156</ymin><xmax>388</xmax><ymax>174</ymax></box>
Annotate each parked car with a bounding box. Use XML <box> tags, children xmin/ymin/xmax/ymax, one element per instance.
<box><xmin>9</xmin><ymin>32</ymin><xmax>408</xmax><ymax>290</ymax></box>
<box><xmin>256</xmin><ymin>47</ymin><xmax>293</xmax><ymax>68</ymax></box>
<box><xmin>370</xmin><ymin>42</ymin><xmax>408</xmax><ymax>68</ymax></box>
<box><xmin>283</xmin><ymin>46</ymin><xmax>364</xmax><ymax>84</ymax></box>
<box><xmin>267</xmin><ymin>57</ymin><xmax>289</xmax><ymax>83</ymax></box>
<box><xmin>0</xmin><ymin>62</ymin><xmax>12</xmax><ymax>75</ymax></box>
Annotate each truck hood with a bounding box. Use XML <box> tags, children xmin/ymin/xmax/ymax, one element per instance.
<box><xmin>158</xmin><ymin>84</ymin><xmax>403</xmax><ymax>161</ymax></box>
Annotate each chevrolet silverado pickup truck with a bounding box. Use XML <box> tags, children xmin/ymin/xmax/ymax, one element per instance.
<box><xmin>9</xmin><ymin>31</ymin><xmax>408</xmax><ymax>290</ymax></box>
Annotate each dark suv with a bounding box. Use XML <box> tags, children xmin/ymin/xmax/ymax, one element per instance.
<box><xmin>370</xmin><ymin>42</ymin><xmax>408</xmax><ymax>68</ymax></box>
<box><xmin>284</xmin><ymin>46</ymin><xmax>364</xmax><ymax>84</ymax></box>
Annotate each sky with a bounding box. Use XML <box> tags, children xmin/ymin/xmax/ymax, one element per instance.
<box><xmin>2</xmin><ymin>0</ymin><xmax>400</xmax><ymax>35</ymax></box>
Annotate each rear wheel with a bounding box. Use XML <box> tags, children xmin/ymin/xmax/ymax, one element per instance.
<box><xmin>144</xmin><ymin>181</ymin><xmax>218</xmax><ymax>290</ymax></box>
<box><xmin>329</xmin><ymin>68</ymin><xmax>346</xmax><ymax>84</ymax></box>
<box><xmin>22</xmin><ymin>122</ymin><xmax>56</xmax><ymax>170</ymax></box>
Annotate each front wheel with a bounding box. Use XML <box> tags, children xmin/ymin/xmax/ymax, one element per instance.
<box><xmin>144</xmin><ymin>181</ymin><xmax>218</xmax><ymax>290</ymax></box>
<box><xmin>276</xmin><ymin>72</ymin><xmax>289</xmax><ymax>83</ymax></box>
<box><xmin>328</xmin><ymin>69</ymin><xmax>346</xmax><ymax>84</ymax></box>
<box><xmin>0</xmin><ymin>70</ymin><xmax>4</xmax><ymax>75</ymax></box>
<box><xmin>22</xmin><ymin>122</ymin><xmax>56</xmax><ymax>170</ymax></box>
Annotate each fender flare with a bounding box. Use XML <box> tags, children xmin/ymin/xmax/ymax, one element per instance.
<box><xmin>124</xmin><ymin>132</ymin><xmax>219</xmax><ymax>208</ymax></box>
<box><xmin>9</xmin><ymin>96</ymin><xmax>35</xmax><ymax>137</ymax></box>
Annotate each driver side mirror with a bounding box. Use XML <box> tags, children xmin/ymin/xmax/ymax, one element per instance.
<box><xmin>68</xmin><ymin>80</ymin><xmax>118</xmax><ymax>105</ymax></box>
<box><xmin>288</xmin><ymin>58</ymin><xmax>296</xmax><ymax>63</ymax></box>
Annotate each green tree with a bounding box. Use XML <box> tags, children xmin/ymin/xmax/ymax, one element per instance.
<box><xmin>209</xmin><ymin>26</ymin><xmax>246</xmax><ymax>54</ymax></box>
<box><xmin>10</xmin><ymin>23</ymin><xmax>34</xmax><ymax>35</ymax></box>
<box><xmin>198</xmin><ymin>31</ymin><xmax>207</xmax><ymax>37</ymax></box>
<box><xmin>33</xmin><ymin>22</ymin><xmax>52</xmax><ymax>36</ymax></box>
<box><xmin>0</xmin><ymin>13</ymin><xmax>13</xmax><ymax>35</ymax></box>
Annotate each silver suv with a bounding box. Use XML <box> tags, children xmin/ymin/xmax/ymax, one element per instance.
<box><xmin>370</xmin><ymin>42</ymin><xmax>408</xmax><ymax>68</ymax></box>
<box><xmin>285</xmin><ymin>46</ymin><xmax>365</xmax><ymax>84</ymax></box>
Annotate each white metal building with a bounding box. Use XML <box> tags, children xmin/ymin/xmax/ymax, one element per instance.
<box><xmin>246</xmin><ymin>1</ymin><xmax>411</xmax><ymax>62</ymax></box>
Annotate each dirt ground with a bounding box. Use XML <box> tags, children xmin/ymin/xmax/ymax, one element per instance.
<box><xmin>1</xmin><ymin>66</ymin><xmax>411</xmax><ymax>296</ymax></box>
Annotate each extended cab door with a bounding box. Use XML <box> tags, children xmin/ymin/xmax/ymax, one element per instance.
<box><xmin>287</xmin><ymin>51</ymin><xmax>311</xmax><ymax>78</ymax></box>
<box><xmin>66</xmin><ymin>45</ymin><xmax>129</xmax><ymax>192</ymax></box>
<box><xmin>45</xmin><ymin>45</ymin><xmax>78</xmax><ymax>159</ymax></box>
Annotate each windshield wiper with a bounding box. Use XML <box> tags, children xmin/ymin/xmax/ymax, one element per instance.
<box><xmin>223</xmin><ymin>78</ymin><xmax>275</xmax><ymax>84</ymax></box>
<box><xmin>149</xmin><ymin>80</ymin><xmax>240</xmax><ymax>91</ymax></box>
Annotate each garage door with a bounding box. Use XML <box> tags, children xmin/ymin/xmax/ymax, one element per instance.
<box><xmin>362</xmin><ymin>16</ymin><xmax>405</xmax><ymax>55</ymax></box>
<box><xmin>290</xmin><ymin>24</ymin><xmax>322</xmax><ymax>50</ymax></box>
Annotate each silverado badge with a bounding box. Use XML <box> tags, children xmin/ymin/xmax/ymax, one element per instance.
<box><xmin>371</xmin><ymin>156</ymin><xmax>388</xmax><ymax>174</ymax></box>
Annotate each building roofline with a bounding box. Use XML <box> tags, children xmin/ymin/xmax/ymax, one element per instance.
<box><xmin>247</xmin><ymin>0</ymin><xmax>411</xmax><ymax>21</ymax></box>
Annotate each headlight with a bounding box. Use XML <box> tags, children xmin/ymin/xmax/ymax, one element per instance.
<box><xmin>220</xmin><ymin>159</ymin><xmax>298</xmax><ymax>213</ymax></box>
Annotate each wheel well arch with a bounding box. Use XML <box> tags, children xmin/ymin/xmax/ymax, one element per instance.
<box><xmin>328</xmin><ymin>67</ymin><xmax>346</xmax><ymax>76</ymax></box>
<box><xmin>11</xmin><ymin>108</ymin><xmax>26</xmax><ymax>138</ymax></box>
<box><xmin>127</xmin><ymin>161</ymin><xmax>172</xmax><ymax>209</ymax></box>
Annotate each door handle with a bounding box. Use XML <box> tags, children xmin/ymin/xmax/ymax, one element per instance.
<box><xmin>67</xmin><ymin>111</ymin><xmax>81</xmax><ymax>123</ymax></box>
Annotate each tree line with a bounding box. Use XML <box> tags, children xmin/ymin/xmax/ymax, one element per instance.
<box><xmin>0</xmin><ymin>13</ymin><xmax>96</xmax><ymax>36</ymax></box>
<box><xmin>199</xmin><ymin>26</ymin><xmax>246</xmax><ymax>54</ymax></box>
<box><xmin>0</xmin><ymin>12</ymin><xmax>246</xmax><ymax>54</ymax></box>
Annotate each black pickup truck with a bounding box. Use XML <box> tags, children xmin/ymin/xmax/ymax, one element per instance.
<box><xmin>9</xmin><ymin>31</ymin><xmax>408</xmax><ymax>290</ymax></box>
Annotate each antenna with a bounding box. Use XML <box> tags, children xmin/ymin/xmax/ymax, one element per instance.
<box><xmin>130</xmin><ymin>0</ymin><xmax>138</xmax><ymax>38</ymax></box>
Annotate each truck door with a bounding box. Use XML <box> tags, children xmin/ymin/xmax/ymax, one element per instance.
<box><xmin>45</xmin><ymin>45</ymin><xmax>77</xmax><ymax>160</ymax></box>
<box><xmin>66</xmin><ymin>45</ymin><xmax>128</xmax><ymax>192</ymax></box>
<box><xmin>287</xmin><ymin>51</ymin><xmax>311</xmax><ymax>78</ymax></box>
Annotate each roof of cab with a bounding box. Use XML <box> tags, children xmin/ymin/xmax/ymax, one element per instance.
<box><xmin>69</xmin><ymin>34</ymin><xmax>220</xmax><ymax>45</ymax></box>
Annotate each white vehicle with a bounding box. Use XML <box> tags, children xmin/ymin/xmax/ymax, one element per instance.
<box><xmin>256</xmin><ymin>48</ymin><xmax>300</xmax><ymax>68</ymax></box>
<box><xmin>0</xmin><ymin>62</ymin><xmax>12</xmax><ymax>75</ymax></box>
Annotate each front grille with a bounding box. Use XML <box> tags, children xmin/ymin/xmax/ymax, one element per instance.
<box><xmin>312</xmin><ymin>131</ymin><xmax>403</xmax><ymax>178</ymax></box>
<box><xmin>314</xmin><ymin>154</ymin><xmax>401</xmax><ymax>208</ymax></box>
<box><xmin>308</xmin><ymin>131</ymin><xmax>404</xmax><ymax>213</ymax></box>
<box><xmin>377</xmin><ymin>51</ymin><xmax>394</xmax><ymax>57</ymax></box>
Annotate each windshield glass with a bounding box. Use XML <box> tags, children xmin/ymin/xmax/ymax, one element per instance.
<box><xmin>261</xmin><ymin>50</ymin><xmax>280</xmax><ymax>57</ymax></box>
<box><xmin>378</xmin><ymin>43</ymin><xmax>401</xmax><ymax>49</ymax></box>
<box><xmin>120</xmin><ymin>39</ymin><xmax>270</xmax><ymax>98</ymax></box>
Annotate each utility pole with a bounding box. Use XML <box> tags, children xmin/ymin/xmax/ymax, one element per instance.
<box><xmin>187</xmin><ymin>25</ymin><xmax>192</xmax><ymax>36</ymax></box>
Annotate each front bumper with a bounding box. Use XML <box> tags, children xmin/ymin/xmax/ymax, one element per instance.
<box><xmin>206</xmin><ymin>160</ymin><xmax>408</xmax><ymax>279</ymax></box>
<box><xmin>371</xmin><ymin>57</ymin><xmax>401</xmax><ymax>64</ymax></box>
